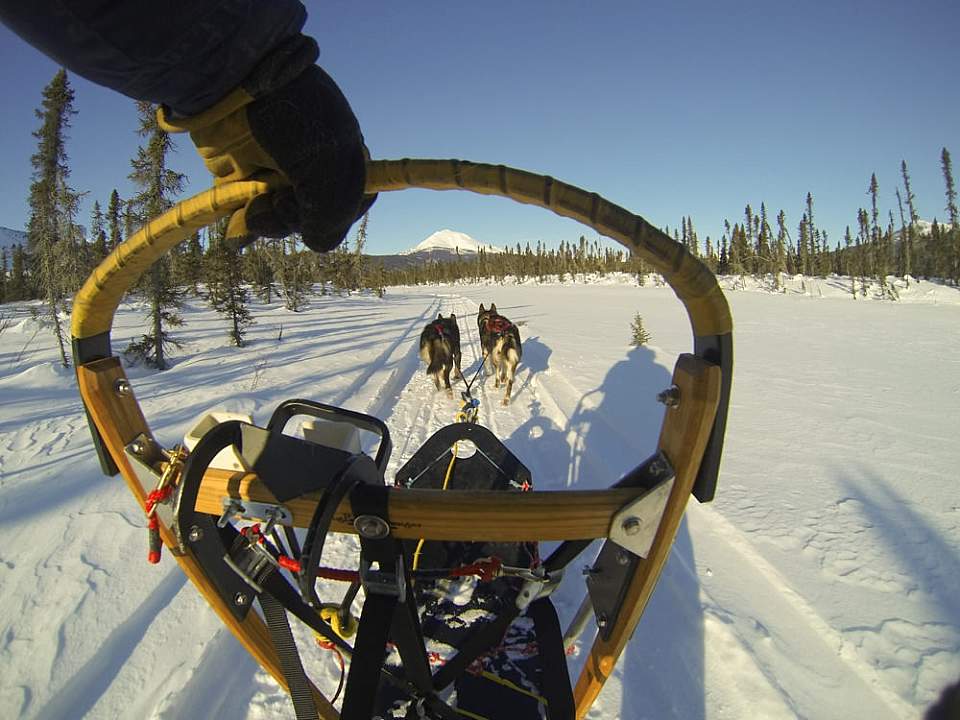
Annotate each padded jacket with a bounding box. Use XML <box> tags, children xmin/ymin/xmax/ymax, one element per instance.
<box><xmin>0</xmin><ymin>0</ymin><xmax>306</xmax><ymax>114</ymax></box>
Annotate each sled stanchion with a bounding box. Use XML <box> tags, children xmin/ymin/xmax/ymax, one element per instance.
<box><xmin>75</xmin><ymin>358</ymin><xmax>339</xmax><ymax>720</ymax></box>
<box><xmin>573</xmin><ymin>354</ymin><xmax>721</xmax><ymax>718</ymax></box>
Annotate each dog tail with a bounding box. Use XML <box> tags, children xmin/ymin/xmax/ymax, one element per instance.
<box><xmin>425</xmin><ymin>337</ymin><xmax>450</xmax><ymax>375</ymax></box>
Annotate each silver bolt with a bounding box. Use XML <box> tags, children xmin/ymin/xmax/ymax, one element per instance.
<box><xmin>622</xmin><ymin>516</ymin><xmax>643</xmax><ymax>536</ymax></box>
<box><xmin>130</xmin><ymin>440</ymin><xmax>145</xmax><ymax>456</ymax></box>
<box><xmin>188</xmin><ymin>526</ymin><xmax>203</xmax><ymax>543</ymax></box>
<box><xmin>234</xmin><ymin>592</ymin><xmax>249</xmax><ymax>607</ymax></box>
<box><xmin>354</xmin><ymin>514</ymin><xmax>390</xmax><ymax>539</ymax></box>
<box><xmin>656</xmin><ymin>385</ymin><xmax>681</xmax><ymax>408</ymax></box>
<box><xmin>597</xmin><ymin>613</ymin><xmax>608</xmax><ymax>629</ymax></box>
<box><xmin>616</xmin><ymin>550</ymin><xmax>632</xmax><ymax>566</ymax></box>
<box><xmin>115</xmin><ymin>379</ymin><xmax>132</xmax><ymax>396</ymax></box>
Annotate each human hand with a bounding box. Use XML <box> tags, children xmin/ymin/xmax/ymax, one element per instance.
<box><xmin>158</xmin><ymin>37</ymin><xmax>376</xmax><ymax>251</ymax></box>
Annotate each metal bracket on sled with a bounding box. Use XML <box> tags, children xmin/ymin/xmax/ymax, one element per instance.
<box><xmin>218</xmin><ymin>498</ymin><xmax>293</xmax><ymax>530</ymax></box>
<box><xmin>607</xmin><ymin>476</ymin><xmax>674</xmax><ymax>558</ymax></box>
<box><xmin>586</xmin><ymin>453</ymin><xmax>676</xmax><ymax>641</ymax></box>
<box><xmin>124</xmin><ymin>433</ymin><xmax>185</xmax><ymax>556</ymax></box>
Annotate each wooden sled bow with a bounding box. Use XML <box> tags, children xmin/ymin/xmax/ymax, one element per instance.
<box><xmin>71</xmin><ymin>159</ymin><xmax>732</xmax><ymax>719</ymax></box>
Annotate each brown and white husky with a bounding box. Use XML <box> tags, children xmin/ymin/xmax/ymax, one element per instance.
<box><xmin>477</xmin><ymin>303</ymin><xmax>522</xmax><ymax>405</ymax></box>
<box><xmin>419</xmin><ymin>313</ymin><xmax>462</xmax><ymax>393</ymax></box>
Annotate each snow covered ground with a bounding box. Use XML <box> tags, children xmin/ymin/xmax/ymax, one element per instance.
<box><xmin>1</xmin><ymin>273</ymin><xmax>958</xmax><ymax>719</ymax></box>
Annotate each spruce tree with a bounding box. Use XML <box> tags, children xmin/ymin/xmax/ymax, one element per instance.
<box><xmin>901</xmin><ymin>161</ymin><xmax>918</xmax><ymax>278</ymax></box>
<box><xmin>867</xmin><ymin>173</ymin><xmax>880</xmax><ymax>244</ymax></box>
<box><xmin>106</xmin><ymin>189</ymin><xmax>123</xmax><ymax>251</ymax></box>
<box><xmin>797</xmin><ymin>214</ymin><xmax>810</xmax><ymax>276</ymax></box>
<box><xmin>8</xmin><ymin>245</ymin><xmax>28</xmax><ymax>301</ymax></box>
<box><xmin>629</xmin><ymin>313</ymin><xmax>652</xmax><ymax>346</ymax></box>
<box><xmin>125</xmin><ymin>101</ymin><xmax>186</xmax><ymax>370</ymax></box>
<box><xmin>27</xmin><ymin>69</ymin><xmax>81</xmax><ymax>367</ymax></box>
<box><xmin>756</xmin><ymin>203</ymin><xmax>771</xmax><ymax>275</ymax></box>
<box><xmin>774</xmin><ymin>210</ymin><xmax>789</xmax><ymax>282</ymax></box>
<box><xmin>206</xmin><ymin>219</ymin><xmax>253</xmax><ymax>346</ymax></box>
<box><xmin>0</xmin><ymin>248</ymin><xmax>7</xmax><ymax>304</ymax></box>
<box><xmin>942</xmin><ymin>148</ymin><xmax>958</xmax><ymax>228</ymax></box>
<box><xmin>895</xmin><ymin>188</ymin><xmax>910</xmax><ymax>279</ymax></box>
<box><xmin>269</xmin><ymin>236</ymin><xmax>312</xmax><ymax>310</ymax></box>
<box><xmin>89</xmin><ymin>200</ymin><xmax>108</xmax><ymax>268</ymax></box>
<box><xmin>172</xmin><ymin>231</ymin><xmax>204</xmax><ymax>296</ymax></box>
<box><xmin>844</xmin><ymin>226</ymin><xmax>856</xmax><ymax>298</ymax></box>
<box><xmin>245</xmin><ymin>239</ymin><xmax>275</xmax><ymax>302</ymax></box>
<box><xmin>941</xmin><ymin>147</ymin><xmax>959</xmax><ymax>282</ymax></box>
<box><xmin>353</xmin><ymin>211</ymin><xmax>369</xmax><ymax>290</ymax></box>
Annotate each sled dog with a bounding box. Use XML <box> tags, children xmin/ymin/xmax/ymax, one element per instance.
<box><xmin>477</xmin><ymin>303</ymin><xmax>522</xmax><ymax>405</ymax></box>
<box><xmin>419</xmin><ymin>313</ymin><xmax>463</xmax><ymax>392</ymax></box>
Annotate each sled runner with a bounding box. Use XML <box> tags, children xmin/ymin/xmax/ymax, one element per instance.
<box><xmin>71</xmin><ymin>159</ymin><xmax>732</xmax><ymax>719</ymax></box>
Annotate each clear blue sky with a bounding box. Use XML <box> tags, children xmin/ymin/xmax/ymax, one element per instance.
<box><xmin>1</xmin><ymin>1</ymin><xmax>958</xmax><ymax>255</ymax></box>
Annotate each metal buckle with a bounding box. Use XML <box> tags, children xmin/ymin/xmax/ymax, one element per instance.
<box><xmin>515</xmin><ymin>566</ymin><xmax>563</xmax><ymax>610</ymax></box>
<box><xmin>217</xmin><ymin>498</ymin><xmax>293</xmax><ymax>530</ymax></box>
<box><xmin>359</xmin><ymin>556</ymin><xmax>406</xmax><ymax>602</ymax></box>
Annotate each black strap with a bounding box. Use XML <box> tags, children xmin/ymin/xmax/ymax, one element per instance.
<box><xmin>260</xmin><ymin>591</ymin><xmax>319</xmax><ymax>720</ymax></box>
<box><xmin>342</xmin><ymin>483</ymin><xmax>435</xmax><ymax>718</ymax></box>
<box><xmin>528</xmin><ymin>598</ymin><xmax>575</xmax><ymax>720</ymax></box>
<box><xmin>341</xmin><ymin>591</ymin><xmax>401</xmax><ymax>720</ymax></box>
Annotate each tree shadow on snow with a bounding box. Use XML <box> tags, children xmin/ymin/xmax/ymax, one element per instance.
<box><xmin>838</xmin><ymin>469</ymin><xmax>960</xmax><ymax>632</ymax></box>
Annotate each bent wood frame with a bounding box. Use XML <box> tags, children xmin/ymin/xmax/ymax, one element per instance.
<box><xmin>72</xmin><ymin>160</ymin><xmax>732</xmax><ymax>719</ymax></box>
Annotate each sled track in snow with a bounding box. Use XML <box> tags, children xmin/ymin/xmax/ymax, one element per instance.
<box><xmin>382</xmin><ymin>292</ymin><xmax>915</xmax><ymax>719</ymax></box>
<box><xmin>330</xmin><ymin>297</ymin><xmax>442</xmax><ymax>415</ymax></box>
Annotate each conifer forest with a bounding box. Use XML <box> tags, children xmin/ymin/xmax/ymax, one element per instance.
<box><xmin>3</xmin><ymin>70</ymin><xmax>959</xmax><ymax>370</ymax></box>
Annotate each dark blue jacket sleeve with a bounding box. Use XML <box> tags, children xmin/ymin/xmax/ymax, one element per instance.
<box><xmin>0</xmin><ymin>0</ymin><xmax>307</xmax><ymax>114</ymax></box>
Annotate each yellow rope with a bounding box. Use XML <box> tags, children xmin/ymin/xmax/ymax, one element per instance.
<box><xmin>478</xmin><ymin>670</ymin><xmax>549</xmax><ymax>705</ymax></box>
<box><xmin>409</xmin><ymin>394</ymin><xmax>548</xmax><ymax>710</ymax></box>
<box><xmin>447</xmin><ymin>670</ymin><xmax>549</xmax><ymax>719</ymax></box>
<box><xmin>452</xmin><ymin>707</ymin><xmax>488</xmax><ymax>720</ymax></box>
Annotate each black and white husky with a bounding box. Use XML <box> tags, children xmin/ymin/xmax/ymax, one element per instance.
<box><xmin>419</xmin><ymin>313</ymin><xmax>463</xmax><ymax>392</ymax></box>
<box><xmin>477</xmin><ymin>303</ymin><xmax>522</xmax><ymax>405</ymax></box>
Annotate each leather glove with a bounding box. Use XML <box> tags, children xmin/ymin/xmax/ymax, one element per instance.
<box><xmin>158</xmin><ymin>36</ymin><xmax>375</xmax><ymax>252</ymax></box>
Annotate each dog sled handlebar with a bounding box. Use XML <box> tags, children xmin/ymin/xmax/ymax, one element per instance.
<box><xmin>71</xmin><ymin>158</ymin><xmax>732</xmax><ymax>499</ymax></box>
<box><xmin>71</xmin><ymin>159</ymin><xmax>732</xmax><ymax>719</ymax></box>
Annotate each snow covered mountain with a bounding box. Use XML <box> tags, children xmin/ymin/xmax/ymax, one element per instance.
<box><xmin>400</xmin><ymin>229</ymin><xmax>503</xmax><ymax>256</ymax></box>
<box><xmin>0</xmin><ymin>225</ymin><xmax>27</xmax><ymax>250</ymax></box>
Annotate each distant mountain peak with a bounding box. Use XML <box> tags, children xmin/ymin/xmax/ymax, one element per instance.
<box><xmin>0</xmin><ymin>226</ymin><xmax>28</xmax><ymax>250</ymax></box>
<box><xmin>401</xmin><ymin>229</ymin><xmax>503</xmax><ymax>255</ymax></box>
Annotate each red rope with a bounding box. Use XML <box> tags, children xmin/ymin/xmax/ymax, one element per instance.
<box><xmin>144</xmin><ymin>485</ymin><xmax>174</xmax><ymax>564</ymax></box>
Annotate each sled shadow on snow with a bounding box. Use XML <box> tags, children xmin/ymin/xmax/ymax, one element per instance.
<box><xmin>578</xmin><ymin>346</ymin><xmax>705</xmax><ymax>719</ymax></box>
<box><xmin>508</xmin><ymin>344</ymin><xmax>706</xmax><ymax>719</ymax></box>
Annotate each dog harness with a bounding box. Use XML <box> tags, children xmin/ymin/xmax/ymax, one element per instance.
<box><xmin>484</xmin><ymin>316</ymin><xmax>514</xmax><ymax>336</ymax></box>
